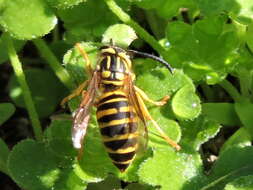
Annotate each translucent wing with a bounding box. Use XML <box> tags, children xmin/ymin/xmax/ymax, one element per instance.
<box><xmin>125</xmin><ymin>75</ymin><xmax>149</xmax><ymax>152</ymax></box>
<box><xmin>72</xmin><ymin>72</ymin><xmax>100</xmax><ymax>150</ymax></box>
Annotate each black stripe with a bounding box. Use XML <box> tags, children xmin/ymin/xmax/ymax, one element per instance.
<box><xmin>97</xmin><ymin>101</ymin><xmax>128</xmax><ymax>111</ymax></box>
<box><xmin>99</xmin><ymin>94</ymin><xmax>126</xmax><ymax>105</ymax></box>
<box><xmin>109</xmin><ymin>151</ymin><xmax>135</xmax><ymax>162</ymax></box>
<box><xmin>104</xmin><ymin>138</ymin><xmax>137</xmax><ymax>151</ymax></box>
<box><xmin>113</xmin><ymin>163</ymin><xmax>129</xmax><ymax>172</ymax></box>
<box><xmin>101</xmin><ymin>122</ymin><xmax>138</xmax><ymax>137</ymax></box>
<box><xmin>98</xmin><ymin>112</ymin><xmax>133</xmax><ymax>123</ymax></box>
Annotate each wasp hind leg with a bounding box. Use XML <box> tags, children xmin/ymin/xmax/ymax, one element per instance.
<box><xmin>61</xmin><ymin>80</ymin><xmax>88</xmax><ymax>107</ymax></box>
<box><xmin>135</xmin><ymin>91</ymin><xmax>181</xmax><ymax>151</ymax></box>
<box><xmin>134</xmin><ymin>86</ymin><xmax>170</xmax><ymax>106</ymax></box>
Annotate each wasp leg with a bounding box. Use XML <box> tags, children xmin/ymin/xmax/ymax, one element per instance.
<box><xmin>135</xmin><ymin>92</ymin><xmax>181</xmax><ymax>151</ymax></box>
<box><xmin>61</xmin><ymin>80</ymin><xmax>88</xmax><ymax>106</ymax></box>
<box><xmin>134</xmin><ymin>86</ymin><xmax>170</xmax><ymax>106</ymax></box>
<box><xmin>75</xmin><ymin>43</ymin><xmax>93</xmax><ymax>75</ymax></box>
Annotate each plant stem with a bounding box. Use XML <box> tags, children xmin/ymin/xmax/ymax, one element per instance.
<box><xmin>219</xmin><ymin>79</ymin><xmax>242</xmax><ymax>102</ymax></box>
<box><xmin>33</xmin><ymin>38</ymin><xmax>74</xmax><ymax>90</ymax></box>
<box><xmin>104</xmin><ymin>0</ymin><xmax>168</xmax><ymax>59</ymax></box>
<box><xmin>6</xmin><ymin>34</ymin><xmax>43</xmax><ymax>141</ymax></box>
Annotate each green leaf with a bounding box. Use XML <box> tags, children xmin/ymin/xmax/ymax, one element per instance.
<box><xmin>221</xmin><ymin>128</ymin><xmax>251</xmax><ymax>154</ymax></box>
<box><xmin>0</xmin><ymin>0</ymin><xmax>57</xmax><ymax>40</ymax></box>
<box><xmin>0</xmin><ymin>103</ymin><xmax>15</xmax><ymax>126</ymax></box>
<box><xmin>8</xmin><ymin>139</ymin><xmax>61</xmax><ymax>190</ymax></box>
<box><xmin>135</xmin><ymin>62</ymin><xmax>195</xmax><ymax>100</ymax></box>
<box><xmin>166</xmin><ymin>16</ymin><xmax>240</xmax><ymax>83</ymax></box>
<box><xmin>125</xmin><ymin>183</ymin><xmax>154</xmax><ymax>190</ymax></box>
<box><xmin>225</xmin><ymin>175</ymin><xmax>253</xmax><ymax>190</ymax></box>
<box><xmin>235</xmin><ymin>99</ymin><xmax>253</xmax><ymax>138</ymax></box>
<box><xmin>46</xmin><ymin>0</ymin><xmax>86</xmax><ymax>9</ymax></box>
<box><xmin>134</xmin><ymin>0</ymin><xmax>197</xmax><ymax>21</ymax></box>
<box><xmin>0</xmin><ymin>138</ymin><xmax>10</xmax><ymax>175</ymax></box>
<box><xmin>203</xmin><ymin>147</ymin><xmax>253</xmax><ymax>190</ymax></box>
<box><xmin>246</xmin><ymin>22</ymin><xmax>253</xmax><ymax>53</ymax></box>
<box><xmin>172</xmin><ymin>85</ymin><xmax>201</xmax><ymax>120</ymax></box>
<box><xmin>0</xmin><ymin>33</ymin><xmax>25</xmax><ymax>64</ymax></box>
<box><xmin>58</xmin><ymin>0</ymin><xmax>120</xmax><ymax>43</ymax></box>
<box><xmin>86</xmin><ymin>175</ymin><xmax>121</xmax><ymax>190</ymax></box>
<box><xmin>181</xmin><ymin>115</ymin><xmax>222</xmax><ymax>151</ymax></box>
<box><xmin>197</xmin><ymin>0</ymin><xmax>253</xmax><ymax>24</ymax></box>
<box><xmin>8</xmin><ymin>139</ymin><xmax>87</xmax><ymax>190</ymax></box>
<box><xmin>202</xmin><ymin>103</ymin><xmax>241</xmax><ymax>126</ymax></box>
<box><xmin>138</xmin><ymin>148</ymin><xmax>205</xmax><ymax>190</ymax></box>
<box><xmin>8</xmin><ymin>68</ymin><xmax>67</xmax><ymax>118</ymax></box>
<box><xmin>102</xmin><ymin>24</ymin><xmax>137</xmax><ymax>48</ymax></box>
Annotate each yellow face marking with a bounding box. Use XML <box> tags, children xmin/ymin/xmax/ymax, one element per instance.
<box><xmin>106</xmin><ymin>56</ymin><xmax>111</xmax><ymax>70</ymax></box>
<box><xmin>97</xmin><ymin>108</ymin><xmax>118</xmax><ymax>119</ymax></box>
<box><xmin>101</xmin><ymin>48</ymin><xmax>116</xmax><ymax>54</ymax></box>
<box><xmin>102</xmin><ymin>70</ymin><xmax>111</xmax><ymax>78</ymax></box>
<box><xmin>115</xmin><ymin>72</ymin><xmax>125</xmax><ymax>80</ymax></box>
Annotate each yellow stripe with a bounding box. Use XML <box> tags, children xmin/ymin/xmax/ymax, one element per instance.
<box><xmin>106</xmin><ymin>145</ymin><xmax>138</xmax><ymax>154</ymax></box>
<box><xmin>99</xmin><ymin>117</ymin><xmax>138</xmax><ymax>128</ymax></box>
<box><xmin>102</xmin><ymin>134</ymin><xmax>138</xmax><ymax>142</ymax></box>
<box><xmin>106</xmin><ymin>55</ymin><xmax>111</xmax><ymax>70</ymax></box>
<box><xmin>97</xmin><ymin>108</ymin><xmax>118</xmax><ymax>119</ymax></box>
<box><xmin>112</xmin><ymin>157</ymin><xmax>136</xmax><ymax>164</ymax></box>
<box><xmin>102</xmin><ymin>80</ymin><xmax>124</xmax><ymax>86</ymax></box>
<box><xmin>116</xmin><ymin>56</ymin><xmax>121</xmax><ymax>70</ymax></box>
<box><xmin>98</xmin><ymin>91</ymin><xmax>126</xmax><ymax>100</ymax></box>
<box><xmin>101</xmin><ymin>48</ymin><xmax>116</xmax><ymax>54</ymax></box>
<box><xmin>98</xmin><ymin>97</ymin><xmax>128</xmax><ymax>106</ymax></box>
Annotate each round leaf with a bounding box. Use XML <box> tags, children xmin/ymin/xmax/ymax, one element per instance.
<box><xmin>0</xmin><ymin>103</ymin><xmax>15</xmax><ymax>125</ymax></box>
<box><xmin>225</xmin><ymin>175</ymin><xmax>253</xmax><ymax>190</ymax></box>
<box><xmin>0</xmin><ymin>0</ymin><xmax>57</xmax><ymax>40</ymax></box>
<box><xmin>172</xmin><ymin>85</ymin><xmax>201</xmax><ymax>120</ymax></box>
<box><xmin>8</xmin><ymin>140</ymin><xmax>60</xmax><ymax>190</ymax></box>
<box><xmin>46</xmin><ymin>0</ymin><xmax>86</xmax><ymax>9</ymax></box>
<box><xmin>102</xmin><ymin>24</ymin><xmax>137</xmax><ymax>48</ymax></box>
<box><xmin>138</xmin><ymin>148</ymin><xmax>205</xmax><ymax>190</ymax></box>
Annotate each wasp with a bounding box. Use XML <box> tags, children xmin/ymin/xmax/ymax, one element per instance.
<box><xmin>62</xmin><ymin>42</ymin><xmax>181</xmax><ymax>172</ymax></box>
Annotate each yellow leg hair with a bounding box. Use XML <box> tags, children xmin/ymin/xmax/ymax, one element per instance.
<box><xmin>61</xmin><ymin>80</ymin><xmax>88</xmax><ymax>106</ymax></box>
<box><xmin>135</xmin><ymin>91</ymin><xmax>181</xmax><ymax>151</ymax></box>
<box><xmin>134</xmin><ymin>86</ymin><xmax>170</xmax><ymax>106</ymax></box>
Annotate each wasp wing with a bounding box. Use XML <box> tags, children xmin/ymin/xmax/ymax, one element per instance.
<box><xmin>72</xmin><ymin>71</ymin><xmax>100</xmax><ymax>150</ymax></box>
<box><xmin>125</xmin><ymin>75</ymin><xmax>149</xmax><ymax>152</ymax></box>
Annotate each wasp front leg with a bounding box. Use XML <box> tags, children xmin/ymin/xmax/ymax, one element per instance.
<box><xmin>61</xmin><ymin>80</ymin><xmax>88</xmax><ymax>106</ymax></box>
<box><xmin>135</xmin><ymin>90</ymin><xmax>181</xmax><ymax>151</ymax></box>
<box><xmin>134</xmin><ymin>86</ymin><xmax>170</xmax><ymax>106</ymax></box>
<box><xmin>75</xmin><ymin>43</ymin><xmax>93</xmax><ymax>75</ymax></box>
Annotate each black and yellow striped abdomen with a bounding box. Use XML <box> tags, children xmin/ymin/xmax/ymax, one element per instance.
<box><xmin>96</xmin><ymin>90</ymin><xmax>138</xmax><ymax>172</ymax></box>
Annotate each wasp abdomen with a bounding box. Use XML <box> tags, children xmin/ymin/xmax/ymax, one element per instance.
<box><xmin>96</xmin><ymin>91</ymin><xmax>138</xmax><ymax>172</ymax></box>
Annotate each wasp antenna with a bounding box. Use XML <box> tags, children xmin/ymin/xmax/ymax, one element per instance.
<box><xmin>109</xmin><ymin>38</ymin><xmax>114</xmax><ymax>46</ymax></box>
<box><xmin>127</xmin><ymin>50</ymin><xmax>174</xmax><ymax>73</ymax></box>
